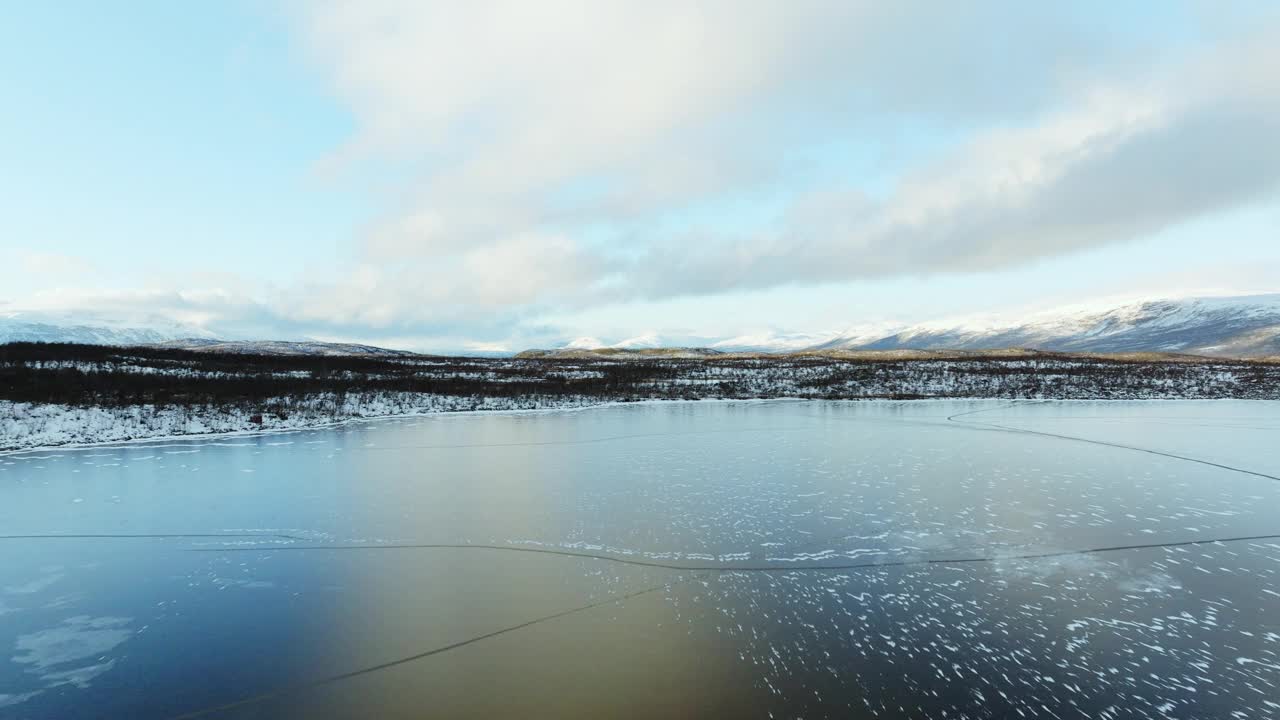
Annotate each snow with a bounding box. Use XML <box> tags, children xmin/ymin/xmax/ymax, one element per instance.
<box><xmin>10</xmin><ymin>292</ymin><xmax>1280</xmax><ymax>357</ymax></box>
<box><xmin>818</xmin><ymin>293</ymin><xmax>1280</xmax><ymax>355</ymax></box>
<box><xmin>0</xmin><ymin>393</ymin><xmax>615</xmax><ymax>452</ymax></box>
<box><xmin>0</xmin><ymin>310</ymin><xmax>219</xmax><ymax>345</ymax></box>
<box><xmin>563</xmin><ymin>336</ymin><xmax>606</xmax><ymax>350</ymax></box>
<box><xmin>611</xmin><ymin>332</ymin><xmax>663</xmax><ymax>349</ymax></box>
<box><xmin>152</xmin><ymin>340</ymin><xmax>421</xmax><ymax>357</ymax></box>
<box><xmin>711</xmin><ymin>331</ymin><xmax>845</xmax><ymax>352</ymax></box>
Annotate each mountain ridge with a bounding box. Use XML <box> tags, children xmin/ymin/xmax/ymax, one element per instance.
<box><xmin>150</xmin><ymin>339</ymin><xmax>428</xmax><ymax>357</ymax></box>
<box><xmin>814</xmin><ymin>294</ymin><xmax>1280</xmax><ymax>357</ymax></box>
<box><xmin>6</xmin><ymin>293</ymin><xmax>1279</xmax><ymax>358</ymax></box>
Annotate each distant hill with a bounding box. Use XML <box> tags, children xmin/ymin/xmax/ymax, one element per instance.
<box><xmin>515</xmin><ymin>347</ymin><xmax>725</xmax><ymax>360</ymax></box>
<box><xmin>534</xmin><ymin>295</ymin><xmax>1280</xmax><ymax>357</ymax></box>
<box><xmin>0</xmin><ymin>317</ymin><xmax>423</xmax><ymax>358</ymax></box>
<box><xmin>0</xmin><ymin>317</ymin><xmax>197</xmax><ymax>346</ymax></box>
<box><xmin>813</xmin><ymin>294</ymin><xmax>1280</xmax><ymax>357</ymax></box>
<box><xmin>9</xmin><ymin>293</ymin><xmax>1280</xmax><ymax>359</ymax></box>
<box><xmin>709</xmin><ymin>331</ymin><xmax>843</xmax><ymax>353</ymax></box>
<box><xmin>151</xmin><ymin>339</ymin><xmax>427</xmax><ymax>358</ymax></box>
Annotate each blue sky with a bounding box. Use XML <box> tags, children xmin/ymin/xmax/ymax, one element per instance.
<box><xmin>1</xmin><ymin>2</ymin><xmax>362</xmax><ymax>286</ymax></box>
<box><xmin>2</xmin><ymin>2</ymin><xmax>1278</xmax><ymax>351</ymax></box>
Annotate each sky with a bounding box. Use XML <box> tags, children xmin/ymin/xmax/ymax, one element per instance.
<box><xmin>2</xmin><ymin>1</ymin><xmax>1279</xmax><ymax>352</ymax></box>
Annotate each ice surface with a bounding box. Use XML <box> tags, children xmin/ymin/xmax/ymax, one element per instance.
<box><xmin>1</xmin><ymin>400</ymin><xmax>1278</xmax><ymax>718</ymax></box>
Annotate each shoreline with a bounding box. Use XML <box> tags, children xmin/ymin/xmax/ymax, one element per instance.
<box><xmin>3</xmin><ymin>395</ymin><xmax>1273</xmax><ymax>456</ymax></box>
<box><xmin>6</xmin><ymin>346</ymin><xmax>1276</xmax><ymax>453</ymax></box>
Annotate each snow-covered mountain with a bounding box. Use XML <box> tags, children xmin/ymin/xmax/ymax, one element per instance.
<box><xmin>0</xmin><ymin>316</ymin><xmax>421</xmax><ymax>357</ymax></box>
<box><xmin>11</xmin><ymin>294</ymin><xmax>1279</xmax><ymax>359</ymax></box>
<box><xmin>611</xmin><ymin>332</ymin><xmax>664</xmax><ymax>350</ymax></box>
<box><xmin>152</xmin><ymin>339</ymin><xmax>426</xmax><ymax>357</ymax></box>
<box><xmin>813</xmin><ymin>294</ymin><xmax>1280</xmax><ymax>357</ymax></box>
<box><xmin>559</xmin><ymin>333</ymin><xmax>668</xmax><ymax>351</ymax></box>
<box><xmin>557</xmin><ymin>330</ymin><xmax>842</xmax><ymax>353</ymax></box>
<box><xmin>542</xmin><ymin>296</ymin><xmax>1280</xmax><ymax>357</ymax></box>
<box><xmin>561</xmin><ymin>336</ymin><xmax>607</xmax><ymax>350</ymax></box>
<box><xmin>0</xmin><ymin>316</ymin><xmax>211</xmax><ymax>346</ymax></box>
<box><xmin>710</xmin><ymin>331</ymin><xmax>843</xmax><ymax>353</ymax></box>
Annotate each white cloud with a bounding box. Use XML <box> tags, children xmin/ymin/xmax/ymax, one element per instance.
<box><xmin>279</xmin><ymin>2</ymin><xmax>1280</xmax><ymax>311</ymax></box>
<box><xmin>623</xmin><ymin>36</ymin><xmax>1280</xmax><ymax>298</ymax></box>
<box><xmin>7</xmin><ymin>3</ymin><xmax>1279</xmax><ymax>349</ymax></box>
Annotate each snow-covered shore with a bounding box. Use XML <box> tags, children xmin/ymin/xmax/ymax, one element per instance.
<box><xmin>4</xmin><ymin>347</ymin><xmax>1278</xmax><ymax>451</ymax></box>
<box><xmin>0</xmin><ymin>392</ymin><xmax>614</xmax><ymax>452</ymax></box>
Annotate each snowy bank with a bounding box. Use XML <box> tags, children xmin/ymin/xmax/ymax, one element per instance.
<box><xmin>0</xmin><ymin>392</ymin><xmax>612</xmax><ymax>452</ymax></box>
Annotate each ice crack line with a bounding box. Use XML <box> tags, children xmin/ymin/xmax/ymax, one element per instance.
<box><xmin>946</xmin><ymin>401</ymin><xmax>1280</xmax><ymax>483</ymax></box>
<box><xmin>187</xmin><ymin>532</ymin><xmax>1280</xmax><ymax>572</ymax></box>
<box><xmin>167</xmin><ymin>530</ymin><xmax>1280</xmax><ymax>717</ymax></box>
<box><xmin>166</xmin><ymin>577</ymin><xmax>685</xmax><ymax>720</ymax></box>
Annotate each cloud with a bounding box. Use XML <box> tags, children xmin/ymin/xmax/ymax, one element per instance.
<box><xmin>622</xmin><ymin>37</ymin><xmax>1280</xmax><ymax>298</ymax></box>
<box><xmin>278</xmin><ymin>2</ymin><xmax>1280</xmax><ymax>311</ymax></box>
<box><xmin>7</xmin><ymin>3</ymin><xmax>1279</xmax><ymax>349</ymax></box>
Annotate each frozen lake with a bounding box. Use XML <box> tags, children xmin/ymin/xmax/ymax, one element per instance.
<box><xmin>2</xmin><ymin>400</ymin><xmax>1280</xmax><ymax>718</ymax></box>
